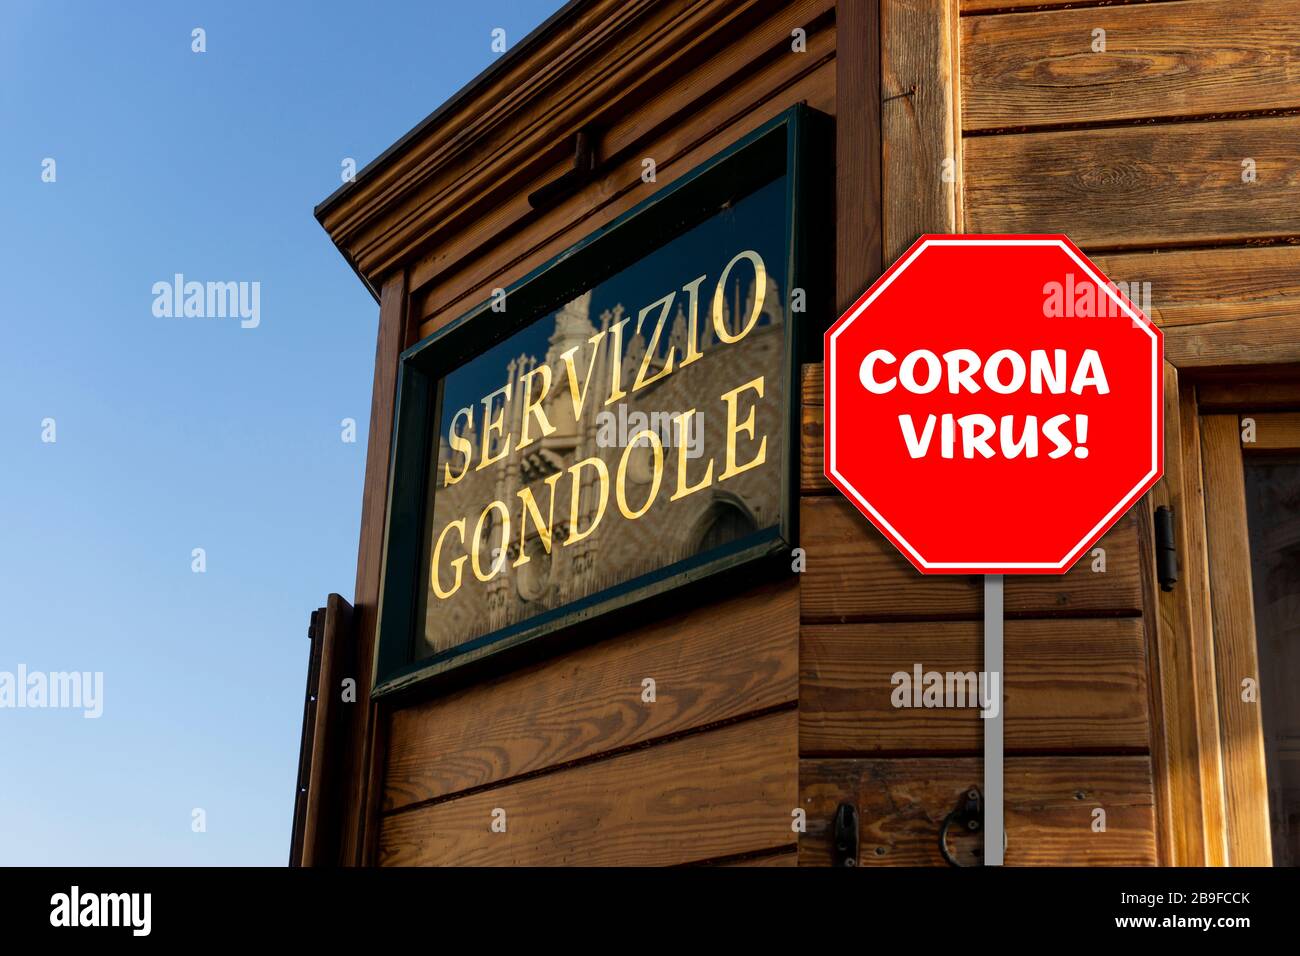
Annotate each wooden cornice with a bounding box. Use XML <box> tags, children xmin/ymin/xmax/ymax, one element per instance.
<box><xmin>315</xmin><ymin>0</ymin><xmax>789</xmax><ymax>297</ymax></box>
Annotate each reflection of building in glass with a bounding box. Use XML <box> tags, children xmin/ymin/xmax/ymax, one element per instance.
<box><xmin>423</xmin><ymin>273</ymin><xmax>786</xmax><ymax>657</ymax></box>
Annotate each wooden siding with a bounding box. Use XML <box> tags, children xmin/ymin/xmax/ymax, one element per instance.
<box><xmin>801</xmin><ymin>756</ymin><xmax>1157</xmax><ymax>865</ymax></box>
<box><xmin>381</xmin><ymin>711</ymin><xmax>797</xmax><ymax>866</ymax></box>
<box><xmin>353</xmin><ymin>0</ymin><xmax>832</xmax><ymax>866</ymax></box>
<box><xmin>960</xmin><ymin>1</ymin><xmax>1300</xmax><ymax>130</ymax></box>
<box><xmin>801</xmin><ymin>618</ymin><xmax>1149</xmax><ymax>755</ymax></box>
<box><xmin>383</xmin><ymin>581</ymin><xmax>798</xmax><ymax>812</ymax></box>
<box><xmin>939</xmin><ymin>0</ymin><xmax>1300</xmax><ymax>867</ymax></box>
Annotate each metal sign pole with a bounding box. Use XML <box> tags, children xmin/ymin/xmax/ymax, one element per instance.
<box><xmin>984</xmin><ymin>573</ymin><xmax>1004</xmax><ymax>866</ymax></box>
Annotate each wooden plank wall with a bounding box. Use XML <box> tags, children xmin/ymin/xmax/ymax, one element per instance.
<box><xmin>799</xmin><ymin>366</ymin><xmax>1157</xmax><ymax>865</ymax></box>
<box><xmin>374</xmin><ymin>0</ymin><xmax>835</xmax><ymax>867</ymax></box>
<box><xmin>959</xmin><ymin>0</ymin><xmax>1300</xmax><ymax>371</ymax></box>
<box><xmin>962</xmin><ymin>0</ymin><xmax>1300</xmax><ymax>865</ymax></box>
<box><xmin>798</xmin><ymin>0</ymin><xmax>1300</xmax><ymax>867</ymax></box>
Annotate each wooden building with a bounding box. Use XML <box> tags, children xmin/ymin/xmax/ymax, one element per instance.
<box><xmin>293</xmin><ymin>0</ymin><xmax>1300</xmax><ymax>867</ymax></box>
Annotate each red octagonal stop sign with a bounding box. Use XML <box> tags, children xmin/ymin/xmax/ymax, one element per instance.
<box><xmin>825</xmin><ymin>235</ymin><xmax>1163</xmax><ymax>574</ymax></box>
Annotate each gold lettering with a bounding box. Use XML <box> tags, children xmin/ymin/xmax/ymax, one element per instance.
<box><xmin>443</xmin><ymin>406</ymin><xmax>473</xmax><ymax>486</ymax></box>
<box><xmin>476</xmin><ymin>383</ymin><xmax>512</xmax><ymax>470</ymax></box>
<box><xmin>632</xmin><ymin>293</ymin><xmax>676</xmax><ymax>392</ymax></box>
<box><xmin>515</xmin><ymin>364</ymin><xmax>557</xmax><ymax>451</ymax></box>
<box><xmin>711</xmin><ymin>250</ymin><xmax>766</xmax><ymax>344</ymax></box>
<box><xmin>513</xmin><ymin>472</ymin><xmax>563</xmax><ymax>567</ymax></box>
<box><xmin>470</xmin><ymin>500</ymin><xmax>510</xmax><ymax>581</ymax></box>
<box><xmin>430</xmin><ymin>518</ymin><xmax>468</xmax><ymax>599</ymax></box>
<box><xmin>558</xmin><ymin>329</ymin><xmax>608</xmax><ymax>422</ymax></box>
<box><xmin>719</xmin><ymin>376</ymin><xmax>767</xmax><ymax>481</ymax></box>
<box><xmin>676</xmin><ymin>274</ymin><xmax>708</xmax><ymax>369</ymax></box>
<box><xmin>564</xmin><ymin>456</ymin><xmax>609</xmax><ymax>546</ymax></box>
<box><xmin>670</xmin><ymin>408</ymin><xmax>714</xmax><ymax>501</ymax></box>
<box><xmin>616</xmin><ymin>429</ymin><xmax>664</xmax><ymax>520</ymax></box>
<box><xmin>604</xmin><ymin>317</ymin><xmax>631</xmax><ymax>406</ymax></box>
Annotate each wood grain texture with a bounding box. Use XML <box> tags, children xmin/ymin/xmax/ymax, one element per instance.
<box><xmin>1134</xmin><ymin>498</ymin><xmax>1168</xmax><ymax>864</ymax></box>
<box><xmin>800</xmin><ymin>495</ymin><xmax>1142</xmax><ymax>620</ymax></box>
<box><xmin>882</xmin><ymin>0</ymin><xmax>961</xmax><ymax>263</ymax></box>
<box><xmin>963</xmin><ymin>117</ymin><xmax>1300</xmax><ymax>249</ymax></box>
<box><xmin>1092</xmin><ymin>246</ymin><xmax>1300</xmax><ymax>369</ymax></box>
<box><xmin>378</xmin><ymin>711</ymin><xmax>796</xmax><ymax>866</ymax></box>
<box><xmin>415</xmin><ymin>52</ymin><xmax>837</xmax><ymax>336</ymax></box>
<box><xmin>299</xmin><ymin>594</ymin><xmax>354</xmax><ymax>866</ymax></box>
<box><xmin>329</xmin><ymin>0</ymin><xmax>788</xmax><ymax>281</ymax></box>
<box><xmin>960</xmin><ymin>0</ymin><xmax>1120</xmax><ymax>10</ymax></box>
<box><xmin>1200</xmin><ymin>414</ymin><xmax>1273</xmax><ymax>865</ymax></box>
<box><xmin>383</xmin><ymin>579</ymin><xmax>797</xmax><ymax>811</ymax></box>
<box><xmin>802</xmin><ymin>403</ymin><xmax>829</xmax><ymax>492</ymax></box>
<box><xmin>961</xmin><ymin>0</ymin><xmax>1300</xmax><ymax>130</ymax></box>
<box><xmin>802</xmin><ymin>362</ymin><xmax>823</xmax><ymax>406</ymax></box>
<box><xmin>1244</xmin><ymin>412</ymin><xmax>1300</xmax><ymax>450</ymax></box>
<box><xmin>801</xmin><ymin>618</ymin><xmax>1149</xmax><ymax>754</ymax></box>
<box><xmin>800</xmin><ymin>756</ymin><xmax>1157</xmax><ymax>865</ymax></box>
<box><xmin>1177</xmin><ymin>383</ymin><xmax>1230</xmax><ymax>865</ymax></box>
<box><xmin>1140</xmin><ymin>367</ymin><xmax>1220</xmax><ymax>865</ymax></box>
<box><xmin>838</xmin><ymin>0</ymin><xmax>882</xmax><ymax>309</ymax></box>
<box><xmin>1198</xmin><ymin>379</ymin><xmax>1300</xmax><ymax>412</ymax></box>
<box><xmin>339</xmin><ymin>270</ymin><xmax>409</xmax><ymax>866</ymax></box>
<box><xmin>408</xmin><ymin>0</ymin><xmax>836</xmax><ymax>308</ymax></box>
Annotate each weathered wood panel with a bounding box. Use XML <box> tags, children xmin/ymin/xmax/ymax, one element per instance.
<box><xmin>801</xmin><ymin>496</ymin><xmax>1142</xmax><ymax>621</ymax></box>
<box><xmin>1198</xmin><ymin>380</ymin><xmax>1300</xmax><ymax>412</ymax></box>
<box><xmin>340</xmin><ymin>0</ymin><xmax>806</xmax><ymax>281</ymax></box>
<box><xmin>1177</xmin><ymin>383</ymin><xmax>1231</xmax><ymax>865</ymax></box>
<box><xmin>801</xmin><ymin>756</ymin><xmax>1157</xmax><ymax>865</ymax></box>
<box><xmin>415</xmin><ymin>18</ymin><xmax>837</xmax><ymax>333</ymax></box>
<box><xmin>341</xmin><ymin>271</ymin><xmax>410</xmax><ymax>865</ymax></box>
<box><xmin>963</xmin><ymin>117</ymin><xmax>1300</xmax><ymax>248</ymax></box>
<box><xmin>961</xmin><ymin>0</ymin><xmax>1300</xmax><ymax>130</ymax></box>
<box><xmin>379</xmin><ymin>711</ymin><xmax>796</xmax><ymax>866</ymax></box>
<box><xmin>383</xmin><ymin>579</ymin><xmax>797</xmax><ymax>811</ymax></box>
<box><xmin>960</xmin><ymin>0</ymin><xmax>1088</xmax><ymax>10</ymax></box>
<box><xmin>1093</xmin><ymin>246</ymin><xmax>1300</xmax><ymax>368</ymax></box>
<box><xmin>1200</xmin><ymin>415</ymin><xmax>1273</xmax><ymax>865</ymax></box>
<box><xmin>882</xmin><ymin>0</ymin><xmax>962</xmax><ymax>263</ymax></box>
<box><xmin>837</xmin><ymin>0</ymin><xmax>882</xmax><ymax>310</ymax></box>
<box><xmin>801</xmin><ymin>618</ymin><xmax>1149</xmax><ymax>754</ymax></box>
<box><xmin>1141</xmin><ymin>368</ymin><xmax>1223</xmax><ymax>865</ymax></box>
<box><xmin>1244</xmin><ymin>412</ymin><xmax>1300</xmax><ymax>450</ymax></box>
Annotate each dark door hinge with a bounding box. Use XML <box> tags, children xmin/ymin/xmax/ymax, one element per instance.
<box><xmin>832</xmin><ymin>802</ymin><xmax>859</xmax><ymax>867</ymax></box>
<box><xmin>1154</xmin><ymin>505</ymin><xmax>1178</xmax><ymax>592</ymax></box>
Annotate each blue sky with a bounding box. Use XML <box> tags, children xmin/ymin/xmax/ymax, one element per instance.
<box><xmin>0</xmin><ymin>0</ymin><xmax>557</xmax><ymax>865</ymax></box>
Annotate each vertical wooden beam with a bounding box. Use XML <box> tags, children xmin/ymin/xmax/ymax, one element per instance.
<box><xmin>1141</xmin><ymin>364</ymin><xmax>1231</xmax><ymax>865</ymax></box>
<box><xmin>298</xmin><ymin>593</ymin><xmax>355</xmax><ymax>866</ymax></box>
<box><xmin>1178</xmin><ymin>385</ymin><xmax>1230</xmax><ymax>866</ymax></box>
<box><xmin>1200</xmin><ymin>414</ymin><xmax>1272</xmax><ymax>866</ymax></box>
<box><xmin>342</xmin><ymin>269</ymin><xmax>410</xmax><ymax>866</ymax></box>
<box><xmin>836</xmin><ymin>0</ymin><xmax>882</xmax><ymax>310</ymax></box>
<box><xmin>881</xmin><ymin>0</ymin><xmax>961</xmax><ymax>262</ymax></box>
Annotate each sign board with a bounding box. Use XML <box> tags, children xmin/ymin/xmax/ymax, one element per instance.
<box><xmin>824</xmin><ymin>235</ymin><xmax>1163</xmax><ymax>574</ymax></box>
<box><xmin>372</xmin><ymin>107</ymin><xmax>826</xmax><ymax>694</ymax></box>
